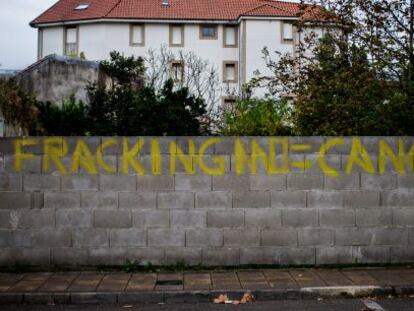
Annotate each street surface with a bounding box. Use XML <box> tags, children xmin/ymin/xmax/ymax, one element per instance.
<box><xmin>2</xmin><ymin>298</ymin><xmax>414</xmax><ymax>311</ymax></box>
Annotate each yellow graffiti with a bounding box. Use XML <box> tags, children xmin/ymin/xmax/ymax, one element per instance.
<box><xmin>11</xmin><ymin>137</ymin><xmax>414</xmax><ymax>176</ymax></box>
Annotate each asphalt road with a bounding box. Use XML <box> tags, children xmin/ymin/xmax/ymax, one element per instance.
<box><xmin>2</xmin><ymin>299</ymin><xmax>414</xmax><ymax>311</ymax></box>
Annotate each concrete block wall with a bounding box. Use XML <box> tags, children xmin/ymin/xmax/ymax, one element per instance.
<box><xmin>0</xmin><ymin>136</ymin><xmax>413</xmax><ymax>267</ymax></box>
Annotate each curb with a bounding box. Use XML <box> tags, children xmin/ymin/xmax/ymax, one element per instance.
<box><xmin>1</xmin><ymin>285</ymin><xmax>413</xmax><ymax>304</ymax></box>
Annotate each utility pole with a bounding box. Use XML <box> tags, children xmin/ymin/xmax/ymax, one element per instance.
<box><xmin>409</xmin><ymin>0</ymin><xmax>413</xmax><ymax>106</ymax></box>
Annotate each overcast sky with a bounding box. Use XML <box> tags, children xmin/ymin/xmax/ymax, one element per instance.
<box><xmin>0</xmin><ymin>0</ymin><xmax>57</xmax><ymax>69</ymax></box>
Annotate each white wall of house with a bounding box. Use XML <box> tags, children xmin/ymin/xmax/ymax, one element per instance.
<box><xmin>41</xmin><ymin>27</ymin><xmax>64</xmax><ymax>56</ymax></box>
<box><xmin>37</xmin><ymin>19</ymin><xmax>324</xmax><ymax>100</ymax></box>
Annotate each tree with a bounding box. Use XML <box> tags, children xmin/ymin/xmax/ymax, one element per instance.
<box><xmin>298</xmin><ymin>0</ymin><xmax>414</xmax><ymax>130</ymax></box>
<box><xmin>33</xmin><ymin>96</ymin><xmax>88</xmax><ymax>136</ymax></box>
<box><xmin>86</xmin><ymin>51</ymin><xmax>209</xmax><ymax>136</ymax></box>
<box><xmin>0</xmin><ymin>78</ymin><xmax>38</xmax><ymax>136</ymax></box>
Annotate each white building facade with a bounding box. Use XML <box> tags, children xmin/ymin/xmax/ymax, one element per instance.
<box><xmin>32</xmin><ymin>0</ymin><xmax>326</xmax><ymax>103</ymax></box>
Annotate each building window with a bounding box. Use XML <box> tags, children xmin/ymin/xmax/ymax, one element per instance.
<box><xmin>222</xmin><ymin>97</ymin><xmax>237</xmax><ymax>108</ymax></box>
<box><xmin>223</xmin><ymin>61</ymin><xmax>238</xmax><ymax>83</ymax></box>
<box><xmin>282</xmin><ymin>22</ymin><xmax>294</xmax><ymax>42</ymax></box>
<box><xmin>130</xmin><ymin>24</ymin><xmax>145</xmax><ymax>46</ymax></box>
<box><xmin>65</xmin><ymin>27</ymin><xmax>78</xmax><ymax>56</ymax></box>
<box><xmin>169</xmin><ymin>25</ymin><xmax>184</xmax><ymax>47</ymax></box>
<box><xmin>169</xmin><ymin>61</ymin><xmax>184</xmax><ymax>82</ymax></box>
<box><xmin>223</xmin><ymin>26</ymin><xmax>238</xmax><ymax>47</ymax></box>
<box><xmin>200</xmin><ymin>25</ymin><xmax>218</xmax><ymax>39</ymax></box>
<box><xmin>74</xmin><ymin>3</ymin><xmax>89</xmax><ymax>10</ymax></box>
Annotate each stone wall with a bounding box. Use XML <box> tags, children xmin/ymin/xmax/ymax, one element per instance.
<box><xmin>0</xmin><ymin>136</ymin><xmax>413</xmax><ymax>267</ymax></box>
<box><xmin>15</xmin><ymin>55</ymin><xmax>103</xmax><ymax>105</ymax></box>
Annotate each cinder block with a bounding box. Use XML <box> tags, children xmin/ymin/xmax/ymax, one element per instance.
<box><xmin>175</xmin><ymin>175</ymin><xmax>211</xmax><ymax>191</ymax></box>
<box><xmin>126</xmin><ymin>247</ymin><xmax>165</xmax><ymax>265</ymax></box>
<box><xmin>41</xmin><ymin>157</ymin><xmax>73</xmax><ymax>175</ymax></box>
<box><xmin>165</xmin><ymin>248</ymin><xmax>202</xmax><ymax>265</ymax></box>
<box><xmin>195</xmin><ymin>155</ymin><xmax>231</xmax><ymax>174</ymax></box>
<box><xmin>109</xmin><ymin>228</ymin><xmax>146</xmax><ymax>247</ymax></box>
<box><xmin>287</xmin><ymin>174</ymin><xmax>323</xmax><ymax>190</ymax></box>
<box><xmin>325</xmin><ymin>174</ymin><xmax>360</xmax><ymax>190</ymax></box>
<box><xmin>158</xmin><ymin>192</ymin><xmax>194</xmax><ymax>209</ymax></box>
<box><xmin>88</xmin><ymin>247</ymin><xmax>126</xmax><ymax>266</ymax></box>
<box><xmin>31</xmin><ymin>229</ymin><xmax>71</xmax><ymax>247</ymax></box>
<box><xmin>18</xmin><ymin>209</ymin><xmax>55</xmax><ymax>228</ymax></box>
<box><xmin>393</xmin><ymin>208</ymin><xmax>414</xmax><ymax>226</ymax></box>
<box><xmin>307</xmin><ymin>191</ymin><xmax>343</xmax><ymax>208</ymax></box>
<box><xmin>342</xmin><ymin>154</ymin><xmax>378</xmax><ymax>174</ymax></box>
<box><xmin>372</xmin><ymin>228</ymin><xmax>408</xmax><ymax>245</ymax></box>
<box><xmin>4</xmin><ymin>155</ymin><xmax>41</xmax><ymax>173</ymax></box>
<box><xmin>248</xmin><ymin>175</ymin><xmax>286</xmax><ymax>191</ymax></box>
<box><xmin>132</xmin><ymin>210</ymin><xmax>169</xmax><ymax>228</ymax></box>
<box><xmin>170</xmin><ymin>210</ymin><xmax>206</xmax><ymax>228</ymax></box>
<box><xmin>61</xmin><ymin>175</ymin><xmax>98</xmax><ymax>191</ymax></box>
<box><xmin>361</xmin><ymin>174</ymin><xmax>397</xmax><ymax>190</ymax></box>
<box><xmin>233</xmin><ymin>191</ymin><xmax>270</xmax><ymax>208</ymax></box>
<box><xmin>271</xmin><ymin>191</ymin><xmax>306</xmax><ymax>208</ymax></box>
<box><xmin>214</xmin><ymin>137</ymin><xmax>237</xmax><ymax>155</ymax></box>
<box><xmin>72</xmin><ymin>229</ymin><xmax>109</xmax><ymax>247</ymax></box>
<box><xmin>305</xmin><ymin>154</ymin><xmax>342</xmax><ymax>174</ymax></box>
<box><xmin>137</xmin><ymin>175</ymin><xmax>174</xmax><ymax>191</ymax></box>
<box><xmin>94</xmin><ymin>210</ymin><xmax>132</xmax><ymax>228</ymax></box>
<box><xmin>56</xmin><ymin>209</ymin><xmax>93</xmax><ymax>228</ymax></box>
<box><xmin>148</xmin><ymin>229</ymin><xmax>185</xmax><ymax>247</ymax></box>
<box><xmin>0</xmin><ymin>248</ymin><xmax>51</xmax><ymax>266</ymax></box>
<box><xmin>24</xmin><ymin>174</ymin><xmax>60</xmax><ymax>191</ymax></box>
<box><xmin>390</xmin><ymin>246</ymin><xmax>414</xmax><ymax>263</ymax></box>
<box><xmin>398</xmin><ymin>176</ymin><xmax>414</xmax><ymax>189</ymax></box>
<box><xmin>281</xmin><ymin>209</ymin><xmax>319</xmax><ymax>228</ymax></box>
<box><xmin>298</xmin><ymin>228</ymin><xmax>334</xmax><ymax>246</ymax></box>
<box><xmin>119</xmin><ymin>192</ymin><xmax>157</xmax><ymax>209</ymax></box>
<box><xmin>231</xmin><ymin>154</ymin><xmax>268</xmax><ymax>174</ymax></box>
<box><xmin>67</xmin><ymin>137</ymin><xmax>101</xmax><ymax>154</ymax></box>
<box><xmin>196</xmin><ymin>191</ymin><xmax>232</xmax><ymax>209</ymax></box>
<box><xmin>316</xmin><ymin>247</ymin><xmax>353</xmax><ymax>265</ymax></box>
<box><xmin>0</xmin><ymin>138</ymin><xmax>17</xmax><ymax>154</ymax></box>
<box><xmin>335</xmin><ymin>228</ymin><xmax>373</xmax><ymax>246</ymax></box>
<box><xmin>319</xmin><ymin>209</ymin><xmax>355</xmax><ymax>228</ymax></box>
<box><xmin>356</xmin><ymin>209</ymin><xmax>392</xmax><ymax>227</ymax></box>
<box><xmin>51</xmin><ymin>248</ymin><xmax>88</xmax><ymax>266</ymax></box>
<box><xmin>185</xmin><ymin>229</ymin><xmax>223</xmax><ymax>247</ymax></box>
<box><xmin>0</xmin><ymin>174</ymin><xmax>22</xmax><ymax>191</ymax></box>
<box><xmin>81</xmin><ymin>191</ymin><xmax>118</xmax><ymax>209</ymax></box>
<box><xmin>202</xmin><ymin>248</ymin><xmax>240</xmax><ymax>266</ymax></box>
<box><xmin>382</xmin><ymin>190</ymin><xmax>414</xmax><ymax>207</ymax></box>
<box><xmin>245</xmin><ymin>209</ymin><xmax>281</xmax><ymax>228</ymax></box>
<box><xmin>0</xmin><ymin>192</ymin><xmax>31</xmax><ymax>209</ymax></box>
<box><xmin>44</xmin><ymin>192</ymin><xmax>80</xmax><ymax>209</ymax></box>
<box><xmin>0</xmin><ymin>211</ymin><xmax>11</xmax><ymax>229</ymax></box>
<box><xmin>224</xmin><ymin>229</ymin><xmax>259</xmax><ymax>246</ymax></box>
<box><xmin>343</xmin><ymin>191</ymin><xmax>380</xmax><ymax>208</ymax></box>
<box><xmin>31</xmin><ymin>192</ymin><xmax>44</xmax><ymax>209</ymax></box>
<box><xmin>100</xmin><ymin>175</ymin><xmax>136</xmax><ymax>191</ymax></box>
<box><xmin>353</xmin><ymin>246</ymin><xmax>390</xmax><ymax>264</ymax></box>
<box><xmin>261</xmin><ymin>229</ymin><xmax>297</xmax><ymax>246</ymax></box>
<box><xmin>240</xmin><ymin>247</ymin><xmax>277</xmax><ymax>265</ymax></box>
<box><xmin>289</xmin><ymin>136</ymin><xmax>325</xmax><ymax>154</ymax></box>
<box><xmin>275</xmin><ymin>247</ymin><xmax>316</xmax><ymax>265</ymax></box>
<box><xmin>0</xmin><ymin>230</ymin><xmax>11</xmax><ymax>247</ymax></box>
<box><xmin>212</xmin><ymin>175</ymin><xmax>249</xmax><ymax>191</ymax></box>
<box><xmin>207</xmin><ymin>210</ymin><xmax>244</xmax><ymax>228</ymax></box>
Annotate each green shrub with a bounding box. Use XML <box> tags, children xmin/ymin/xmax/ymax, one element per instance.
<box><xmin>218</xmin><ymin>98</ymin><xmax>293</xmax><ymax>136</ymax></box>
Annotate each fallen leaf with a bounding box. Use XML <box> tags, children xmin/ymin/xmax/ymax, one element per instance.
<box><xmin>122</xmin><ymin>305</ymin><xmax>133</xmax><ymax>308</ymax></box>
<box><xmin>214</xmin><ymin>294</ymin><xmax>229</xmax><ymax>304</ymax></box>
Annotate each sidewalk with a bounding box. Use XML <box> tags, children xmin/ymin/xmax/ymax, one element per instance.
<box><xmin>1</xmin><ymin>267</ymin><xmax>414</xmax><ymax>304</ymax></box>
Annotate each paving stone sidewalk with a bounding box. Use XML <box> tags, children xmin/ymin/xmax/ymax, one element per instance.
<box><xmin>1</xmin><ymin>268</ymin><xmax>414</xmax><ymax>304</ymax></box>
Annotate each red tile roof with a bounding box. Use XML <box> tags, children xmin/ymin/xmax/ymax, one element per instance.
<box><xmin>32</xmin><ymin>0</ymin><xmax>323</xmax><ymax>26</ymax></box>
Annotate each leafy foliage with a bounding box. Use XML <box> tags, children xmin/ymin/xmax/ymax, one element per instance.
<box><xmin>33</xmin><ymin>96</ymin><xmax>88</xmax><ymax>136</ymax></box>
<box><xmin>218</xmin><ymin>98</ymin><xmax>293</xmax><ymax>136</ymax></box>
<box><xmin>0</xmin><ymin>78</ymin><xmax>38</xmax><ymax>136</ymax></box>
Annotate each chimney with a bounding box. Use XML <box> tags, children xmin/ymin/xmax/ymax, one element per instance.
<box><xmin>162</xmin><ymin>0</ymin><xmax>169</xmax><ymax>6</ymax></box>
